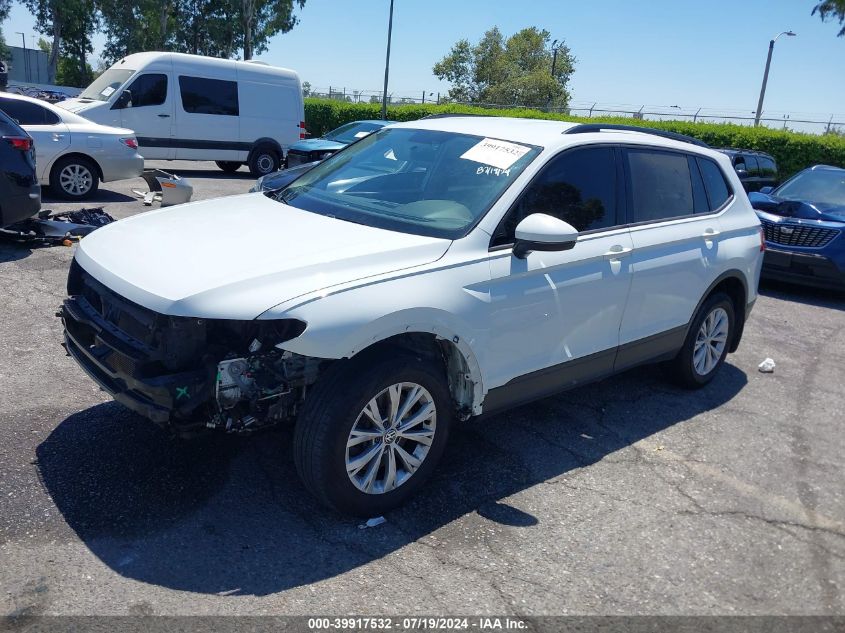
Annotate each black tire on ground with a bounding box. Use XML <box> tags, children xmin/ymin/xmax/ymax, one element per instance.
<box><xmin>215</xmin><ymin>161</ymin><xmax>242</xmax><ymax>173</ymax></box>
<box><xmin>294</xmin><ymin>351</ymin><xmax>453</xmax><ymax>516</ymax></box>
<box><xmin>665</xmin><ymin>292</ymin><xmax>735</xmax><ymax>389</ymax></box>
<box><xmin>247</xmin><ymin>145</ymin><xmax>280</xmax><ymax>177</ymax></box>
<box><xmin>49</xmin><ymin>155</ymin><xmax>99</xmax><ymax>200</ymax></box>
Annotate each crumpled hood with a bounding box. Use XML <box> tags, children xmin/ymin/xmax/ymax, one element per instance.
<box><xmin>75</xmin><ymin>193</ymin><xmax>451</xmax><ymax>319</ymax></box>
<box><xmin>748</xmin><ymin>192</ymin><xmax>845</xmax><ymax>223</ymax></box>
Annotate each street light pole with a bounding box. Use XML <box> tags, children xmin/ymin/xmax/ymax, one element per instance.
<box><xmin>381</xmin><ymin>0</ymin><xmax>395</xmax><ymax>121</ymax></box>
<box><xmin>754</xmin><ymin>30</ymin><xmax>795</xmax><ymax>127</ymax></box>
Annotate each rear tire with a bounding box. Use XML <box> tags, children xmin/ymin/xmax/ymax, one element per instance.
<box><xmin>294</xmin><ymin>352</ymin><xmax>453</xmax><ymax>516</ymax></box>
<box><xmin>49</xmin><ymin>156</ymin><xmax>99</xmax><ymax>200</ymax></box>
<box><xmin>666</xmin><ymin>292</ymin><xmax>735</xmax><ymax>389</ymax></box>
<box><xmin>247</xmin><ymin>145</ymin><xmax>280</xmax><ymax>177</ymax></box>
<box><xmin>215</xmin><ymin>161</ymin><xmax>242</xmax><ymax>173</ymax></box>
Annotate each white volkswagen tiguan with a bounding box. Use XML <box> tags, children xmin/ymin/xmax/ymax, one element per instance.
<box><xmin>61</xmin><ymin>117</ymin><xmax>764</xmax><ymax>515</ymax></box>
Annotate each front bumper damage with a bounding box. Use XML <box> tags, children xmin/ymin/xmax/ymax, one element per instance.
<box><xmin>60</xmin><ymin>260</ymin><xmax>325</xmax><ymax>434</ymax></box>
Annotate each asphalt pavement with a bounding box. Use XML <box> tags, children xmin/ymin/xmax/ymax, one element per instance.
<box><xmin>0</xmin><ymin>162</ymin><xmax>843</xmax><ymax>617</ymax></box>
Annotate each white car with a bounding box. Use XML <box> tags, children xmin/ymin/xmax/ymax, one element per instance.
<box><xmin>0</xmin><ymin>92</ymin><xmax>143</xmax><ymax>200</ymax></box>
<box><xmin>60</xmin><ymin>117</ymin><xmax>764</xmax><ymax>516</ymax></box>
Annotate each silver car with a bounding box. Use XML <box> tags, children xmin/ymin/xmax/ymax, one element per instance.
<box><xmin>0</xmin><ymin>92</ymin><xmax>143</xmax><ymax>200</ymax></box>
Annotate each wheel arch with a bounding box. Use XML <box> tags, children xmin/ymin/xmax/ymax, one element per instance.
<box><xmin>48</xmin><ymin>152</ymin><xmax>103</xmax><ymax>182</ymax></box>
<box><xmin>248</xmin><ymin>138</ymin><xmax>283</xmax><ymax>162</ymax></box>
<box><xmin>689</xmin><ymin>270</ymin><xmax>750</xmax><ymax>353</ymax></box>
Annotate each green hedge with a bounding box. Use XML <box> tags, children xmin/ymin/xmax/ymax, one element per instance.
<box><xmin>304</xmin><ymin>98</ymin><xmax>845</xmax><ymax>180</ymax></box>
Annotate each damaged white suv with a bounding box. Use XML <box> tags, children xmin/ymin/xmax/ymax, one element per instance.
<box><xmin>61</xmin><ymin>117</ymin><xmax>764</xmax><ymax>515</ymax></box>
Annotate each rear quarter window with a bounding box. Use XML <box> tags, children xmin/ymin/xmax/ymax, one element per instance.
<box><xmin>697</xmin><ymin>158</ymin><xmax>732</xmax><ymax>211</ymax></box>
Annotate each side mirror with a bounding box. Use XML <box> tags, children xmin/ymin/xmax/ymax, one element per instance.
<box><xmin>513</xmin><ymin>213</ymin><xmax>578</xmax><ymax>259</ymax></box>
<box><xmin>113</xmin><ymin>89</ymin><xmax>132</xmax><ymax>109</ymax></box>
<box><xmin>758</xmin><ymin>186</ymin><xmax>774</xmax><ymax>195</ymax></box>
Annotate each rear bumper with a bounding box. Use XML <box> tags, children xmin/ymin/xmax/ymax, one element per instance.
<box><xmin>0</xmin><ymin>186</ymin><xmax>41</xmax><ymax>227</ymax></box>
<box><xmin>100</xmin><ymin>154</ymin><xmax>144</xmax><ymax>183</ymax></box>
<box><xmin>761</xmin><ymin>248</ymin><xmax>845</xmax><ymax>290</ymax></box>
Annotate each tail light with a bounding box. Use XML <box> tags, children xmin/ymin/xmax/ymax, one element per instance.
<box><xmin>299</xmin><ymin>121</ymin><xmax>307</xmax><ymax>140</ymax></box>
<box><xmin>120</xmin><ymin>137</ymin><xmax>139</xmax><ymax>150</ymax></box>
<box><xmin>759</xmin><ymin>225</ymin><xmax>766</xmax><ymax>252</ymax></box>
<box><xmin>4</xmin><ymin>136</ymin><xmax>32</xmax><ymax>151</ymax></box>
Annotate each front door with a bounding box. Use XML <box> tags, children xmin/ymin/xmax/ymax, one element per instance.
<box><xmin>483</xmin><ymin>145</ymin><xmax>634</xmax><ymax>398</ymax></box>
<box><xmin>116</xmin><ymin>72</ymin><xmax>174</xmax><ymax>159</ymax></box>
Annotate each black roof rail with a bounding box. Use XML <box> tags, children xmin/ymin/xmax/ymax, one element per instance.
<box><xmin>421</xmin><ymin>112</ymin><xmax>492</xmax><ymax>120</ymax></box>
<box><xmin>563</xmin><ymin>123</ymin><xmax>710</xmax><ymax>148</ymax></box>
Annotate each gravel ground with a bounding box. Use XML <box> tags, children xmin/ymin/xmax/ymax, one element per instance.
<box><xmin>0</xmin><ymin>162</ymin><xmax>843</xmax><ymax>618</ymax></box>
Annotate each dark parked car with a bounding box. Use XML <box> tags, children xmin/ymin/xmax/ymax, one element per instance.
<box><xmin>748</xmin><ymin>165</ymin><xmax>845</xmax><ymax>290</ymax></box>
<box><xmin>0</xmin><ymin>108</ymin><xmax>40</xmax><ymax>227</ymax></box>
<box><xmin>718</xmin><ymin>149</ymin><xmax>778</xmax><ymax>192</ymax></box>
<box><xmin>285</xmin><ymin>119</ymin><xmax>394</xmax><ymax>167</ymax></box>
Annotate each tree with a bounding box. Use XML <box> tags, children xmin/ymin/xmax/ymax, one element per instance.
<box><xmin>97</xmin><ymin>0</ymin><xmax>306</xmax><ymax>63</ymax></box>
<box><xmin>38</xmin><ymin>37</ymin><xmax>93</xmax><ymax>87</ymax></box>
<box><xmin>813</xmin><ymin>1</ymin><xmax>845</xmax><ymax>36</ymax></box>
<box><xmin>23</xmin><ymin>0</ymin><xmax>97</xmax><ymax>84</ymax></box>
<box><xmin>433</xmin><ymin>27</ymin><xmax>575</xmax><ymax>109</ymax></box>
<box><xmin>0</xmin><ymin>0</ymin><xmax>11</xmax><ymax>61</ymax></box>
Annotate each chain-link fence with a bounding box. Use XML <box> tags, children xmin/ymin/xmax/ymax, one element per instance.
<box><xmin>308</xmin><ymin>87</ymin><xmax>845</xmax><ymax>136</ymax></box>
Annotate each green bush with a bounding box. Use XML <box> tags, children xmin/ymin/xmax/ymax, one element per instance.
<box><xmin>304</xmin><ymin>98</ymin><xmax>845</xmax><ymax>180</ymax></box>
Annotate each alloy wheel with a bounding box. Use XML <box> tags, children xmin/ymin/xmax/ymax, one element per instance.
<box><xmin>59</xmin><ymin>163</ymin><xmax>93</xmax><ymax>196</ymax></box>
<box><xmin>345</xmin><ymin>382</ymin><xmax>437</xmax><ymax>495</ymax></box>
<box><xmin>693</xmin><ymin>307</ymin><xmax>729</xmax><ymax>376</ymax></box>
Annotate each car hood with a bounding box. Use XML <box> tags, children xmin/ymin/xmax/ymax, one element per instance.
<box><xmin>289</xmin><ymin>138</ymin><xmax>346</xmax><ymax>152</ymax></box>
<box><xmin>75</xmin><ymin>193</ymin><xmax>451</xmax><ymax>319</ymax></box>
<box><xmin>56</xmin><ymin>98</ymin><xmax>100</xmax><ymax>114</ymax></box>
<box><xmin>748</xmin><ymin>192</ymin><xmax>845</xmax><ymax>223</ymax></box>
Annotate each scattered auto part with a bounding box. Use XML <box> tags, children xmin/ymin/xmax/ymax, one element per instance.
<box><xmin>0</xmin><ymin>208</ymin><xmax>115</xmax><ymax>245</ymax></box>
<box><xmin>131</xmin><ymin>169</ymin><xmax>193</xmax><ymax>206</ymax></box>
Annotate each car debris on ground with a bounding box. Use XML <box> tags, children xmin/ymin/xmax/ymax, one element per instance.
<box><xmin>0</xmin><ymin>208</ymin><xmax>115</xmax><ymax>246</ymax></box>
<box><xmin>758</xmin><ymin>358</ymin><xmax>776</xmax><ymax>373</ymax></box>
<box><xmin>131</xmin><ymin>169</ymin><xmax>194</xmax><ymax>207</ymax></box>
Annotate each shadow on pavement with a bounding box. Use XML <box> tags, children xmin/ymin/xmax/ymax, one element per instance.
<box><xmin>759</xmin><ymin>279</ymin><xmax>845</xmax><ymax>311</ymax></box>
<box><xmin>37</xmin><ymin>363</ymin><xmax>747</xmax><ymax>596</ymax></box>
<box><xmin>0</xmin><ymin>241</ymin><xmax>32</xmax><ymax>262</ymax></box>
<box><xmin>159</xmin><ymin>168</ymin><xmax>256</xmax><ymax>181</ymax></box>
<box><xmin>41</xmin><ymin>189</ymin><xmax>137</xmax><ymax>204</ymax></box>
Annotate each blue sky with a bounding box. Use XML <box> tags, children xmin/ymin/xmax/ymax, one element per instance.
<box><xmin>4</xmin><ymin>0</ymin><xmax>844</xmax><ymax>125</ymax></box>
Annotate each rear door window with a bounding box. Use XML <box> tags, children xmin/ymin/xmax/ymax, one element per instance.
<box><xmin>626</xmin><ymin>149</ymin><xmax>695</xmax><ymax>222</ymax></box>
<box><xmin>744</xmin><ymin>155</ymin><xmax>760</xmax><ymax>177</ymax></box>
<box><xmin>178</xmin><ymin>76</ymin><xmax>239</xmax><ymax>116</ymax></box>
<box><xmin>0</xmin><ymin>97</ymin><xmax>59</xmax><ymax>125</ymax></box>
<box><xmin>125</xmin><ymin>73</ymin><xmax>168</xmax><ymax>107</ymax></box>
<box><xmin>758</xmin><ymin>156</ymin><xmax>777</xmax><ymax>179</ymax></box>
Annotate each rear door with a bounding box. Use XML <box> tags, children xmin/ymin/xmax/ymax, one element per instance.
<box><xmin>0</xmin><ymin>97</ymin><xmax>70</xmax><ymax>181</ymax></box>
<box><xmin>174</xmin><ymin>74</ymin><xmax>240</xmax><ymax>161</ymax></box>
<box><xmin>115</xmin><ymin>72</ymin><xmax>174</xmax><ymax>159</ymax></box>
<box><xmin>617</xmin><ymin>148</ymin><xmax>729</xmax><ymax>367</ymax></box>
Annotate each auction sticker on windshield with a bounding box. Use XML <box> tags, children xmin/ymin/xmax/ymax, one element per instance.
<box><xmin>460</xmin><ymin>138</ymin><xmax>531</xmax><ymax>170</ymax></box>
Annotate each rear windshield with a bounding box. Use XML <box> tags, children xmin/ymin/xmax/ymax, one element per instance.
<box><xmin>79</xmin><ymin>68</ymin><xmax>135</xmax><ymax>101</ymax></box>
<box><xmin>276</xmin><ymin>127</ymin><xmax>541</xmax><ymax>239</ymax></box>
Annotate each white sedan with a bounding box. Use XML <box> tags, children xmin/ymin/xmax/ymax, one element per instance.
<box><xmin>0</xmin><ymin>92</ymin><xmax>143</xmax><ymax>200</ymax></box>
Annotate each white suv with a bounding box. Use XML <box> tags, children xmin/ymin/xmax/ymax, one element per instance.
<box><xmin>61</xmin><ymin>117</ymin><xmax>764</xmax><ymax>515</ymax></box>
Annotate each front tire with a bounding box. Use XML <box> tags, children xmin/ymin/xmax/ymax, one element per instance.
<box><xmin>294</xmin><ymin>353</ymin><xmax>453</xmax><ymax>516</ymax></box>
<box><xmin>666</xmin><ymin>292</ymin><xmax>735</xmax><ymax>389</ymax></box>
<box><xmin>247</xmin><ymin>145</ymin><xmax>280</xmax><ymax>177</ymax></box>
<box><xmin>50</xmin><ymin>156</ymin><xmax>99</xmax><ymax>200</ymax></box>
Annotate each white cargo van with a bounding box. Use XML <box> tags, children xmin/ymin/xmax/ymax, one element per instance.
<box><xmin>58</xmin><ymin>52</ymin><xmax>305</xmax><ymax>176</ymax></box>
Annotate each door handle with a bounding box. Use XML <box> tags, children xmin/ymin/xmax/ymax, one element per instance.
<box><xmin>603</xmin><ymin>246</ymin><xmax>633</xmax><ymax>260</ymax></box>
<box><xmin>702</xmin><ymin>228</ymin><xmax>721</xmax><ymax>238</ymax></box>
<box><xmin>157</xmin><ymin>114</ymin><xmax>170</xmax><ymax>118</ymax></box>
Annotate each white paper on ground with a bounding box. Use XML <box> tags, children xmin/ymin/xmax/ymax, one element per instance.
<box><xmin>460</xmin><ymin>137</ymin><xmax>531</xmax><ymax>170</ymax></box>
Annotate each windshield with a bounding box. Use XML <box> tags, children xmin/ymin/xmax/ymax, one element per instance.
<box><xmin>276</xmin><ymin>127</ymin><xmax>541</xmax><ymax>239</ymax></box>
<box><xmin>775</xmin><ymin>169</ymin><xmax>845</xmax><ymax>206</ymax></box>
<box><xmin>324</xmin><ymin>121</ymin><xmax>385</xmax><ymax>144</ymax></box>
<box><xmin>79</xmin><ymin>68</ymin><xmax>135</xmax><ymax>102</ymax></box>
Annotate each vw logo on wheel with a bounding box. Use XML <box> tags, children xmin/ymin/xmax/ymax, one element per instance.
<box><xmin>383</xmin><ymin>428</ymin><xmax>398</xmax><ymax>444</ymax></box>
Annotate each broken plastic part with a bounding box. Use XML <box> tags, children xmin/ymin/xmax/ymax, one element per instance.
<box><xmin>758</xmin><ymin>358</ymin><xmax>776</xmax><ymax>373</ymax></box>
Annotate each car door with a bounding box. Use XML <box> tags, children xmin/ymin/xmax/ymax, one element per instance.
<box><xmin>483</xmin><ymin>145</ymin><xmax>634</xmax><ymax>397</ymax></box>
<box><xmin>0</xmin><ymin>97</ymin><xmax>70</xmax><ymax>182</ymax></box>
<box><xmin>616</xmin><ymin>148</ymin><xmax>726</xmax><ymax>368</ymax></box>
<box><xmin>114</xmin><ymin>72</ymin><xmax>174</xmax><ymax>159</ymax></box>
<box><xmin>174</xmin><ymin>74</ymin><xmax>240</xmax><ymax>161</ymax></box>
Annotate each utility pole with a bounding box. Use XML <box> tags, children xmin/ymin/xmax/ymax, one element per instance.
<box><xmin>16</xmin><ymin>32</ymin><xmax>29</xmax><ymax>83</ymax></box>
<box><xmin>754</xmin><ymin>31</ymin><xmax>796</xmax><ymax>127</ymax></box>
<box><xmin>381</xmin><ymin>0</ymin><xmax>395</xmax><ymax>121</ymax></box>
